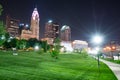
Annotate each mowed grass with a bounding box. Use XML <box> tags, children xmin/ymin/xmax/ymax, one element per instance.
<box><xmin>0</xmin><ymin>51</ymin><xmax>117</xmax><ymax>80</ymax></box>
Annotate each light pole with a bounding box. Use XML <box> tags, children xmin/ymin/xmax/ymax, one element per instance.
<box><xmin>92</xmin><ymin>35</ymin><xmax>103</xmax><ymax>68</ymax></box>
<box><xmin>95</xmin><ymin>47</ymin><xmax>100</xmax><ymax>67</ymax></box>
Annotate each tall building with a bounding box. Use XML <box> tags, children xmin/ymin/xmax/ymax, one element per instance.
<box><xmin>6</xmin><ymin>15</ymin><xmax>20</xmax><ymax>37</ymax></box>
<box><xmin>43</xmin><ymin>20</ymin><xmax>59</xmax><ymax>44</ymax></box>
<box><xmin>60</xmin><ymin>25</ymin><xmax>71</xmax><ymax>41</ymax></box>
<box><xmin>21</xmin><ymin>8</ymin><xmax>40</xmax><ymax>40</ymax></box>
<box><xmin>45</xmin><ymin>20</ymin><xmax>59</xmax><ymax>39</ymax></box>
<box><xmin>30</xmin><ymin>8</ymin><xmax>40</xmax><ymax>40</ymax></box>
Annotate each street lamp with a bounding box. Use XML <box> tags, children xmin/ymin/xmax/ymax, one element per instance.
<box><xmin>92</xmin><ymin>35</ymin><xmax>103</xmax><ymax>45</ymax></box>
<box><xmin>92</xmin><ymin>35</ymin><xmax>103</xmax><ymax>68</ymax></box>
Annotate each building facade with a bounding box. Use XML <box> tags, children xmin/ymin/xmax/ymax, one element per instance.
<box><xmin>72</xmin><ymin>40</ymin><xmax>88</xmax><ymax>50</ymax></box>
<box><xmin>21</xmin><ymin>8</ymin><xmax>40</xmax><ymax>40</ymax></box>
<box><xmin>6</xmin><ymin>15</ymin><xmax>20</xmax><ymax>37</ymax></box>
<box><xmin>44</xmin><ymin>21</ymin><xmax>59</xmax><ymax>44</ymax></box>
<box><xmin>45</xmin><ymin>21</ymin><xmax>59</xmax><ymax>39</ymax></box>
<box><xmin>60</xmin><ymin>25</ymin><xmax>71</xmax><ymax>41</ymax></box>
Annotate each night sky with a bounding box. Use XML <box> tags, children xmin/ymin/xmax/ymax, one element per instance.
<box><xmin>1</xmin><ymin>0</ymin><xmax>120</xmax><ymax>43</ymax></box>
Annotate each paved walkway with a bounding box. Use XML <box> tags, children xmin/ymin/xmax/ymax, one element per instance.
<box><xmin>100</xmin><ymin>59</ymin><xmax>120</xmax><ymax>80</ymax></box>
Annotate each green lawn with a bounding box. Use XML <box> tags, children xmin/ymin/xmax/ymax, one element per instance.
<box><xmin>0</xmin><ymin>51</ymin><xmax>117</xmax><ymax>80</ymax></box>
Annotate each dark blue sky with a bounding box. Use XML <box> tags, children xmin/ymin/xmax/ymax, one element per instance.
<box><xmin>1</xmin><ymin>0</ymin><xmax>120</xmax><ymax>43</ymax></box>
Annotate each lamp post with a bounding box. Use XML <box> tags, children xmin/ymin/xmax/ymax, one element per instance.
<box><xmin>92</xmin><ymin>35</ymin><xmax>103</xmax><ymax>68</ymax></box>
<box><xmin>95</xmin><ymin>47</ymin><xmax>100</xmax><ymax>67</ymax></box>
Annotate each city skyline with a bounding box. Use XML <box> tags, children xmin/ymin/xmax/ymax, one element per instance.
<box><xmin>1</xmin><ymin>0</ymin><xmax>120</xmax><ymax>43</ymax></box>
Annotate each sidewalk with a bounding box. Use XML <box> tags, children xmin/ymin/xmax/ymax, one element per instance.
<box><xmin>100</xmin><ymin>59</ymin><xmax>120</xmax><ymax>80</ymax></box>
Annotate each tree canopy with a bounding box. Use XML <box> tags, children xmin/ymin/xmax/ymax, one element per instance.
<box><xmin>0</xmin><ymin>4</ymin><xmax>3</xmax><ymax>16</ymax></box>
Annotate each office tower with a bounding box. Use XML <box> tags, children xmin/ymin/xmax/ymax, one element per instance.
<box><xmin>6</xmin><ymin>15</ymin><xmax>20</xmax><ymax>37</ymax></box>
<box><xmin>45</xmin><ymin>20</ymin><xmax>59</xmax><ymax>39</ymax></box>
<box><xmin>60</xmin><ymin>25</ymin><xmax>71</xmax><ymax>41</ymax></box>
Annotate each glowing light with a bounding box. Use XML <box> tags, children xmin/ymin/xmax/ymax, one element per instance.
<box><xmin>25</xmin><ymin>24</ymin><xmax>29</xmax><ymax>27</ymax></box>
<box><xmin>10</xmin><ymin>37</ymin><xmax>13</xmax><ymax>39</ymax></box>
<box><xmin>106</xmin><ymin>46</ymin><xmax>111</xmax><ymax>51</ymax></box>
<box><xmin>112</xmin><ymin>46</ymin><xmax>116</xmax><ymax>50</ymax></box>
<box><xmin>95</xmin><ymin>47</ymin><xmax>100</xmax><ymax>51</ymax></box>
<box><xmin>34</xmin><ymin>46</ymin><xmax>39</xmax><ymax>50</ymax></box>
<box><xmin>1</xmin><ymin>35</ymin><xmax>5</xmax><ymax>40</ymax></box>
<box><xmin>52</xmin><ymin>48</ymin><xmax>55</xmax><ymax>50</ymax></box>
<box><xmin>92</xmin><ymin>35</ymin><xmax>103</xmax><ymax>44</ymax></box>
<box><xmin>19</xmin><ymin>23</ymin><xmax>24</xmax><ymax>26</ymax></box>
<box><xmin>48</xmin><ymin>20</ymin><xmax>52</xmax><ymax>23</ymax></box>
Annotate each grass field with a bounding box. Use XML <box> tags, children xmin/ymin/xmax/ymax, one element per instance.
<box><xmin>0</xmin><ymin>51</ymin><xmax>117</xmax><ymax>80</ymax></box>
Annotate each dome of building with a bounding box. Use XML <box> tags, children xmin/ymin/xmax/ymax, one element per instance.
<box><xmin>61</xmin><ymin>25</ymin><xmax>70</xmax><ymax>31</ymax></box>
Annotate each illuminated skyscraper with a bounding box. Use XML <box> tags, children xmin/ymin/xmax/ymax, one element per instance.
<box><xmin>21</xmin><ymin>8</ymin><xmax>40</xmax><ymax>40</ymax></box>
<box><xmin>45</xmin><ymin>20</ymin><xmax>59</xmax><ymax>39</ymax></box>
<box><xmin>60</xmin><ymin>25</ymin><xmax>71</xmax><ymax>41</ymax></box>
<box><xmin>6</xmin><ymin>15</ymin><xmax>20</xmax><ymax>37</ymax></box>
<box><xmin>43</xmin><ymin>20</ymin><xmax>59</xmax><ymax>44</ymax></box>
<box><xmin>30</xmin><ymin>8</ymin><xmax>40</xmax><ymax>40</ymax></box>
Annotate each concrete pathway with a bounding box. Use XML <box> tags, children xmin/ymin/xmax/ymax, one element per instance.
<box><xmin>100</xmin><ymin>59</ymin><xmax>120</xmax><ymax>80</ymax></box>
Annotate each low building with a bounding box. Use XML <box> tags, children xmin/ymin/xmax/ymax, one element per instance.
<box><xmin>72</xmin><ymin>40</ymin><xmax>88</xmax><ymax>51</ymax></box>
<box><xmin>60</xmin><ymin>41</ymin><xmax>73</xmax><ymax>52</ymax></box>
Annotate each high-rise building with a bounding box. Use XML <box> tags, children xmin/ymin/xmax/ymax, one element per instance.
<box><xmin>45</xmin><ymin>20</ymin><xmax>59</xmax><ymax>39</ymax></box>
<box><xmin>6</xmin><ymin>15</ymin><xmax>20</xmax><ymax>37</ymax></box>
<box><xmin>60</xmin><ymin>25</ymin><xmax>71</xmax><ymax>41</ymax></box>
<box><xmin>21</xmin><ymin>8</ymin><xmax>40</xmax><ymax>40</ymax></box>
<box><xmin>30</xmin><ymin>8</ymin><xmax>40</xmax><ymax>40</ymax></box>
<box><xmin>44</xmin><ymin>20</ymin><xmax>59</xmax><ymax>44</ymax></box>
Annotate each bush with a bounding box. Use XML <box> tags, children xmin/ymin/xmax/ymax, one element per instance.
<box><xmin>50</xmin><ymin>48</ymin><xmax>59</xmax><ymax>59</ymax></box>
<box><xmin>81</xmin><ymin>49</ymin><xmax>88</xmax><ymax>57</ymax></box>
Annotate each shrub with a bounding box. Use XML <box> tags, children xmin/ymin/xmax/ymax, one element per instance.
<box><xmin>50</xmin><ymin>48</ymin><xmax>59</xmax><ymax>59</ymax></box>
<box><xmin>81</xmin><ymin>49</ymin><xmax>88</xmax><ymax>57</ymax></box>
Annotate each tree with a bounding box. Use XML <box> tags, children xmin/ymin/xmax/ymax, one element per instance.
<box><xmin>41</xmin><ymin>41</ymin><xmax>48</xmax><ymax>52</ymax></box>
<box><xmin>9</xmin><ymin>38</ymin><xmax>17</xmax><ymax>48</ymax></box>
<box><xmin>16</xmin><ymin>39</ymin><xmax>27</xmax><ymax>49</ymax></box>
<box><xmin>54</xmin><ymin>38</ymin><xmax>61</xmax><ymax>52</ymax></box>
<box><xmin>50</xmin><ymin>38</ymin><xmax>61</xmax><ymax>59</ymax></box>
<box><xmin>3</xmin><ymin>41</ymin><xmax>11</xmax><ymax>49</ymax></box>
<box><xmin>81</xmin><ymin>48</ymin><xmax>88</xmax><ymax>57</ymax></box>
<box><xmin>0</xmin><ymin>4</ymin><xmax>3</xmax><ymax>16</ymax></box>
<box><xmin>0</xmin><ymin>4</ymin><xmax>5</xmax><ymax>35</ymax></box>
<box><xmin>27</xmin><ymin>38</ymin><xmax>38</xmax><ymax>47</ymax></box>
<box><xmin>0</xmin><ymin>21</ymin><xmax>6</xmax><ymax>35</ymax></box>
